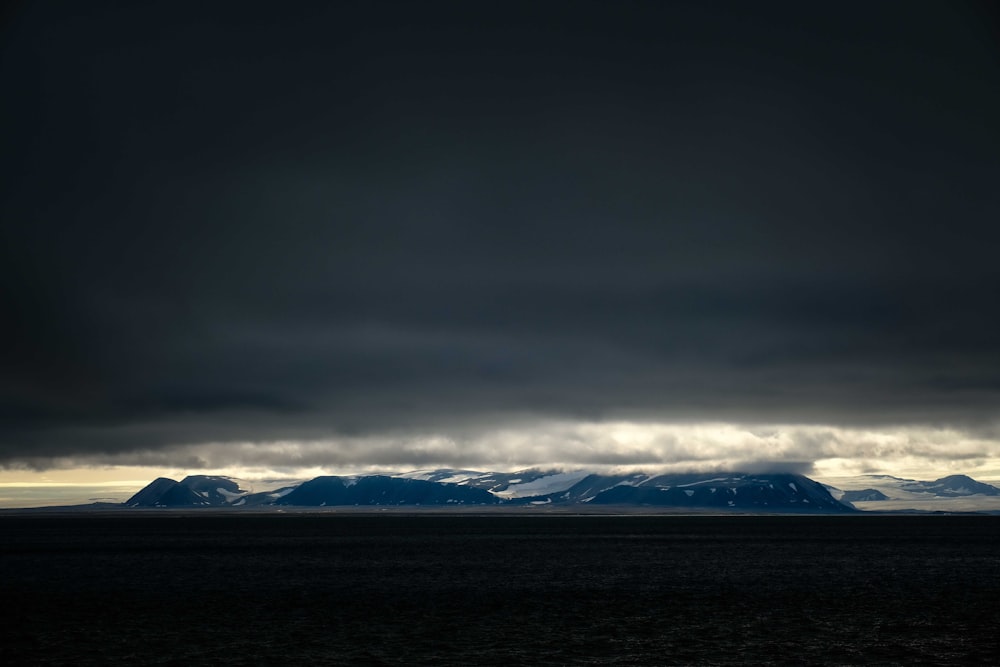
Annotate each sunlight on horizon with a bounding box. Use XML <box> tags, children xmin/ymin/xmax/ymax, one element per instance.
<box><xmin>3</xmin><ymin>420</ymin><xmax>1000</xmax><ymax>508</ymax></box>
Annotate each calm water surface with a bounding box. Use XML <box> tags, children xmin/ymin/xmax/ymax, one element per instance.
<box><xmin>2</xmin><ymin>513</ymin><xmax>999</xmax><ymax>665</ymax></box>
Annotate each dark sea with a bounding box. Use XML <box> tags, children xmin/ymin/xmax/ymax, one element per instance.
<box><xmin>2</xmin><ymin>512</ymin><xmax>999</xmax><ymax>665</ymax></box>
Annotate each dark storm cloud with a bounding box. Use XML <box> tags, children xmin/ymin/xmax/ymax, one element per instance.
<box><xmin>2</xmin><ymin>1</ymin><xmax>999</xmax><ymax>465</ymax></box>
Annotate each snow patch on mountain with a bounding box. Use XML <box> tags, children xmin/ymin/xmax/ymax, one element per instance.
<box><xmin>817</xmin><ymin>473</ymin><xmax>1000</xmax><ymax>512</ymax></box>
<box><xmin>215</xmin><ymin>487</ymin><xmax>246</xmax><ymax>503</ymax></box>
<box><xmin>676</xmin><ymin>478</ymin><xmax>728</xmax><ymax>488</ymax></box>
<box><xmin>492</xmin><ymin>471</ymin><xmax>593</xmax><ymax>498</ymax></box>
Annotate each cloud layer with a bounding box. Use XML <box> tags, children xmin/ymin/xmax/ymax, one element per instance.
<box><xmin>9</xmin><ymin>421</ymin><xmax>1000</xmax><ymax>486</ymax></box>
<box><xmin>2</xmin><ymin>2</ymin><xmax>999</xmax><ymax>472</ymax></box>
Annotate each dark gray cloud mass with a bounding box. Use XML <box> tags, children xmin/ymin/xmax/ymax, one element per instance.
<box><xmin>1</xmin><ymin>1</ymin><xmax>999</xmax><ymax>467</ymax></box>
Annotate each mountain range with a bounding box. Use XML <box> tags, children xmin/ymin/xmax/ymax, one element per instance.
<box><xmin>817</xmin><ymin>473</ymin><xmax>1000</xmax><ymax>513</ymax></box>
<box><xmin>877</xmin><ymin>474</ymin><xmax>1000</xmax><ymax>497</ymax></box>
<box><xmin>122</xmin><ymin>470</ymin><xmax>860</xmax><ymax>512</ymax></box>
<box><xmin>119</xmin><ymin>470</ymin><xmax>1000</xmax><ymax>513</ymax></box>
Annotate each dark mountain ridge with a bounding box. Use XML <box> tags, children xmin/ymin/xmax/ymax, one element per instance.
<box><xmin>124</xmin><ymin>470</ymin><xmax>855</xmax><ymax>512</ymax></box>
<box><xmin>119</xmin><ymin>469</ymin><xmax>1000</xmax><ymax>512</ymax></box>
<box><xmin>125</xmin><ymin>477</ymin><xmax>210</xmax><ymax>507</ymax></box>
<box><xmin>586</xmin><ymin>473</ymin><xmax>850</xmax><ymax>512</ymax></box>
<box><xmin>840</xmin><ymin>489</ymin><xmax>890</xmax><ymax>503</ymax></box>
<box><xmin>276</xmin><ymin>475</ymin><xmax>501</xmax><ymax>506</ymax></box>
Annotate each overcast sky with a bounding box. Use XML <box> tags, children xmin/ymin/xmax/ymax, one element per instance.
<box><xmin>2</xmin><ymin>1</ymin><xmax>1000</xmax><ymax>482</ymax></box>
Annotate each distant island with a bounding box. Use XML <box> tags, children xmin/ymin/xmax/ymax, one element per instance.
<box><xmin>125</xmin><ymin>470</ymin><xmax>856</xmax><ymax>512</ymax></box>
<box><xmin>8</xmin><ymin>470</ymin><xmax>998</xmax><ymax>514</ymax></box>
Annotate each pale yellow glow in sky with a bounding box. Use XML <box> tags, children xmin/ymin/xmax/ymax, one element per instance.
<box><xmin>3</xmin><ymin>421</ymin><xmax>1000</xmax><ymax>508</ymax></box>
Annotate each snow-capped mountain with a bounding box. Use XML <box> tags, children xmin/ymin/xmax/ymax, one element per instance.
<box><xmin>125</xmin><ymin>475</ymin><xmax>294</xmax><ymax>507</ymax></box>
<box><xmin>902</xmin><ymin>474</ymin><xmax>1000</xmax><ymax>497</ymax></box>
<box><xmin>395</xmin><ymin>468</ymin><xmax>607</xmax><ymax>498</ymax></box>
<box><xmin>125</xmin><ymin>469</ymin><xmax>856</xmax><ymax>512</ymax></box>
<box><xmin>402</xmin><ymin>469</ymin><xmax>850</xmax><ymax>511</ymax></box>
<box><xmin>176</xmin><ymin>476</ymin><xmax>249</xmax><ymax>504</ymax></box>
<box><xmin>819</xmin><ymin>474</ymin><xmax>1000</xmax><ymax>512</ymax></box>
